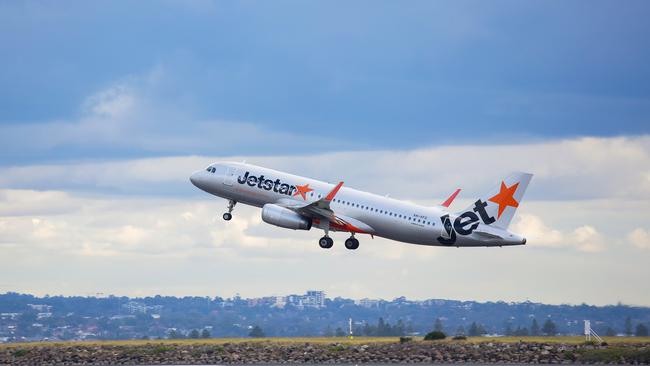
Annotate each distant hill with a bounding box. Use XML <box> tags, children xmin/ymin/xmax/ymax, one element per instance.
<box><xmin>1</xmin><ymin>292</ymin><xmax>648</xmax><ymax>341</ymax></box>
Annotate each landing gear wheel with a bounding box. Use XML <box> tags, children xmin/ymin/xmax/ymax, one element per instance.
<box><xmin>319</xmin><ymin>236</ymin><xmax>334</xmax><ymax>249</ymax></box>
<box><xmin>223</xmin><ymin>200</ymin><xmax>236</xmax><ymax>221</ymax></box>
<box><xmin>344</xmin><ymin>237</ymin><xmax>359</xmax><ymax>250</ymax></box>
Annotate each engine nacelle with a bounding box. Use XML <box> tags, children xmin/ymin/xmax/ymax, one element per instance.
<box><xmin>261</xmin><ymin>204</ymin><xmax>312</xmax><ymax>230</ymax></box>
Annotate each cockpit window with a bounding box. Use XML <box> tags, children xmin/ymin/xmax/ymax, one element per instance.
<box><xmin>211</xmin><ymin>167</ymin><xmax>216</xmax><ymax>173</ymax></box>
<box><xmin>206</xmin><ymin>167</ymin><xmax>211</xmax><ymax>172</ymax></box>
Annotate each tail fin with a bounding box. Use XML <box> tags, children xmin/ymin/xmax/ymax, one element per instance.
<box><xmin>459</xmin><ymin>172</ymin><xmax>533</xmax><ymax>230</ymax></box>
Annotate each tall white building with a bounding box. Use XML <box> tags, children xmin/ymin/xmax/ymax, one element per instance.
<box><xmin>304</xmin><ymin>291</ymin><xmax>325</xmax><ymax>308</ymax></box>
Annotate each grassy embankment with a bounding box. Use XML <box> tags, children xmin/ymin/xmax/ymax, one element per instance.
<box><xmin>2</xmin><ymin>336</ymin><xmax>650</xmax><ymax>348</ymax></box>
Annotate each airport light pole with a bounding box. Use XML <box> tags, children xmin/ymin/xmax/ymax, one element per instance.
<box><xmin>349</xmin><ymin>318</ymin><xmax>353</xmax><ymax>339</ymax></box>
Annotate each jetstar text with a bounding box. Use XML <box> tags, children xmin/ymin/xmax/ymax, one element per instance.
<box><xmin>237</xmin><ymin>171</ymin><xmax>296</xmax><ymax>196</ymax></box>
<box><xmin>437</xmin><ymin>199</ymin><xmax>495</xmax><ymax>245</ymax></box>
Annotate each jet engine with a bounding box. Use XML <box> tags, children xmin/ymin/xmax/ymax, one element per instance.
<box><xmin>261</xmin><ymin>204</ymin><xmax>312</xmax><ymax>230</ymax></box>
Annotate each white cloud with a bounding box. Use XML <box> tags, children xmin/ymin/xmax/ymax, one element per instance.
<box><xmin>1</xmin><ymin>136</ymin><xmax>649</xmax><ymax>304</ymax></box>
<box><xmin>0</xmin><ymin>68</ymin><xmax>355</xmax><ymax>158</ymax></box>
<box><xmin>84</xmin><ymin>83</ymin><xmax>136</xmax><ymax>118</ymax></box>
<box><xmin>511</xmin><ymin>214</ymin><xmax>604</xmax><ymax>252</ymax></box>
<box><xmin>0</xmin><ymin>189</ymin><xmax>81</xmax><ymax>216</ymax></box>
<box><xmin>628</xmin><ymin>228</ymin><xmax>650</xmax><ymax>250</ymax></box>
<box><xmin>1</xmin><ymin>135</ymin><xmax>649</xmax><ymax>202</ymax></box>
<box><xmin>570</xmin><ymin>225</ymin><xmax>605</xmax><ymax>253</ymax></box>
<box><xmin>511</xmin><ymin>214</ymin><xmax>563</xmax><ymax>246</ymax></box>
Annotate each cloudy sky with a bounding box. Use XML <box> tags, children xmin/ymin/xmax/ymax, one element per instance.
<box><xmin>1</xmin><ymin>1</ymin><xmax>649</xmax><ymax>306</ymax></box>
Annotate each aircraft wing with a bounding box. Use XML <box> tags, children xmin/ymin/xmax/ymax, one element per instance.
<box><xmin>276</xmin><ymin>182</ymin><xmax>375</xmax><ymax>234</ymax></box>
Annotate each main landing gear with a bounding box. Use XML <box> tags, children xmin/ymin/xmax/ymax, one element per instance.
<box><xmin>223</xmin><ymin>199</ymin><xmax>236</xmax><ymax>221</ymax></box>
<box><xmin>318</xmin><ymin>236</ymin><xmax>334</xmax><ymax>249</ymax></box>
<box><xmin>344</xmin><ymin>235</ymin><xmax>359</xmax><ymax>250</ymax></box>
<box><xmin>318</xmin><ymin>233</ymin><xmax>359</xmax><ymax>250</ymax></box>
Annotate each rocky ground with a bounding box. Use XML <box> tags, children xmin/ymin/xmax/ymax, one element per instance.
<box><xmin>1</xmin><ymin>341</ymin><xmax>649</xmax><ymax>365</ymax></box>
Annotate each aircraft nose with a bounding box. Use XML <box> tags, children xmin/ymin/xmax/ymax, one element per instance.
<box><xmin>190</xmin><ymin>170</ymin><xmax>207</xmax><ymax>189</ymax></box>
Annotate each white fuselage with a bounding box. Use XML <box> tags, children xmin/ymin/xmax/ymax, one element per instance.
<box><xmin>190</xmin><ymin>162</ymin><xmax>525</xmax><ymax>247</ymax></box>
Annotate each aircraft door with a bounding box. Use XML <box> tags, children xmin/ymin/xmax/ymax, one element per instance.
<box><xmin>224</xmin><ymin>167</ymin><xmax>239</xmax><ymax>186</ymax></box>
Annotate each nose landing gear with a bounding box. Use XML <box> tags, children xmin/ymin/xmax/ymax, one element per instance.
<box><xmin>223</xmin><ymin>200</ymin><xmax>236</xmax><ymax>221</ymax></box>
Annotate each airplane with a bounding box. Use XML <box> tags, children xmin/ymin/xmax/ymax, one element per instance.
<box><xmin>190</xmin><ymin>162</ymin><xmax>532</xmax><ymax>250</ymax></box>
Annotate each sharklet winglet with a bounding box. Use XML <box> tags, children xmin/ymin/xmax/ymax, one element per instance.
<box><xmin>325</xmin><ymin>181</ymin><xmax>344</xmax><ymax>201</ymax></box>
<box><xmin>441</xmin><ymin>188</ymin><xmax>461</xmax><ymax>207</ymax></box>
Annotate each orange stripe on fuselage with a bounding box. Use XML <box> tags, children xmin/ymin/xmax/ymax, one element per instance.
<box><xmin>330</xmin><ymin>220</ymin><xmax>368</xmax><ymax>234</ymax></box>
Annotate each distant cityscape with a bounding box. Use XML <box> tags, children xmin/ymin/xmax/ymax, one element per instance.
<box><xmin>1</xmin><ymin>291</ymin><xmax>649</xmax><ymax>342</ymax></box>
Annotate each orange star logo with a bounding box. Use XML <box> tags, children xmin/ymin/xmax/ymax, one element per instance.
<box><xmin>488</xmin><ymin>181</ymin><xmax>520</xmax><ymax>219</ymax></box>
<box><xmin>293</xmin><ymin>183</ymin><xmax>313</xmax><ymax>200</ymax></box>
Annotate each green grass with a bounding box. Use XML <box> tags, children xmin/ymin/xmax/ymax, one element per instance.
<box><xmin>11</xmin><ymin>348</ymin><xmax>30</xmax><ymax>357</ymax></box>
<box><xmin>1</xmin><ymin>336</ymin><xmax>649</xmax><ymax>348</ymax></box>
<box><xmin>577</xmin><ymin>347</ymin><xmax>650</xmax><ymax>363</ymax></box>
<box><xmin>0</xmin><ymin>336</ymin><xmax>397</xmax><ymax>348</ymax></box>
<box><xmin>465</xmin><ymin>336</ymin><xmax>650</xmax><ymax>344</ymax></box>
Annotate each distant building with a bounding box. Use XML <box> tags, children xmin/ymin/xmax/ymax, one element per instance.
<box><xmin>272</xmin><ymin>296</ymin><xmax>287</xmax><ymax>308</ymax></box>
<box><xmin>284</xmin><ymin>291</ymin><xmax>326</xmax><ymax>308</ymax></box>
<box><xmin>123</xmin><ymin>301</ymin><xmax>147</xmax><ymax>314</ymax></box>
<box><xmin>28</xmin><ymin>304</ymin><xmax>52</xmax><ymax>312</ymax></box>
<box><xmin>304</xmin><ymin>291</ymin><xmax>325</xmax><ymax>308</ymax></box>
<box><xmin>122</xmin><ymin>301</ymin><xmax>162</xmax><ymax>314</ymax></box>
<box><xmin>110</xmin><ymin>315</ymin><xmax>136</xmax><ymax>320</ymax></box>
<box><xmin>356</xmin><ymin>298</ymin><xmax>381</xmax><ymax>308</ymax></box>
<box><xmin>247</xmin><ymin>296</ymin><xmax>277</xmax><ymax>307</ymax></box>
